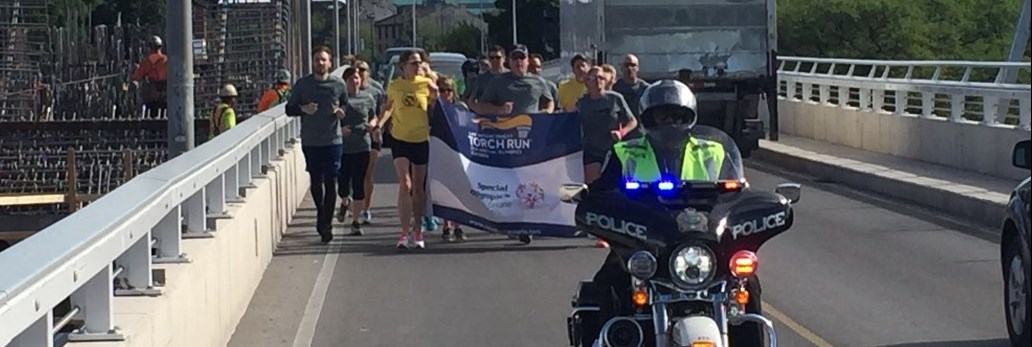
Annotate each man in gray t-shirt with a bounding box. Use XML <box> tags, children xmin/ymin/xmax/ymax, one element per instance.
<box><xmin>529</xmin><ymin>53</ymin><xmax>559</xmax><ymax>111</ymax></box>
<box><xmin>464</xmin><ymin>46</ymin><xmax>508</xmax><ymax>103</ymax></box>
<box><xmin>474</xmin><ymin>44</ymin><xmax>554</xmax><ymax>115</ymax></box>
<box><xmin>612</xmin><ymin>54</ymin><xmax>651</xmax><ymax>117</ymax></box>
<box><xmin>578</xmin><ymin>91</ymin><xmax>635</xmax><ymax>163</ymax></box>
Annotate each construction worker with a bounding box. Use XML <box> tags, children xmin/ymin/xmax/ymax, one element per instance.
<box><xmin>131</xmin><ymin>36</ymin><xmax>168</xmax><ymax>117</ymax></box>
<box><xmin>257</xmin><ymin>69</ymin><xmax>292</xmax><ymax>113</ymax></box>
<box><xmin>209</xmin><ymin>84</ymin><xmax>239</xmax><ymax>140</ymax></box>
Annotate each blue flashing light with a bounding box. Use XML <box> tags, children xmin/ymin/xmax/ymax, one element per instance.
<box><xmin>657</xmin><ymin>181</ymin><xmax>676</xmax><ymax>191</ymax></box>
<box><xmin>625</xmin><ymin>181</ymin><xmax>642</xmax><ymax>190</ymax></box>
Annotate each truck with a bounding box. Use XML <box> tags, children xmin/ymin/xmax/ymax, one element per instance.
<box><xmin>559</xmin><ymin>0</ymin><xmax>779</xmax><ymax>157</ymax></box>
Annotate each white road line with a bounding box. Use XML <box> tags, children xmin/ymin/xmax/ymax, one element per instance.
<box><xmin>291</xmin><ymin>240</ymin><xmax>341</xmax><ymax>347</ymax></box>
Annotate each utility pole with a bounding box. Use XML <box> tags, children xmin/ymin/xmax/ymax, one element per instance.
<box><xmin>335</xmin><ymin>0</ymin><xmax>341</xmax><ymax>65</ymax></box>
<box><xmin>301</xmin><ymin>0</ymin><xmax>312</xmax><ymax>74</ymax></box>
<box><xmin>166</xmin><ymin>0</ymin><xmax>194</xmax><ymax>157</ymax></box>
<box><xmin>410</xmin><ymin>0</ymin><xmax>417</xmax><ymax>47</ymax></box>
<box><xmin>511</xmin><ymin>0</ymin><xmax>517</xmax><ymax>45</ymax></box>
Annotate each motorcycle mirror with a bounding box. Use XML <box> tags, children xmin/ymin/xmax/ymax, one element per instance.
<box><xmin>775</xmin><ymin>183</ymin><xmax>801</xmax><ymax>204</ymax></box>
<box><xmin>559</xmin><ymin>183</ymin><xmax>588</xmax><ymax>204</ymax></box>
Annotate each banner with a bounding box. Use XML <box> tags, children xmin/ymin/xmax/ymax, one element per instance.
<box><xmin>427</xmin><ymin>99</ymin><xmax>585</xmax><ymax>237</ymax></box>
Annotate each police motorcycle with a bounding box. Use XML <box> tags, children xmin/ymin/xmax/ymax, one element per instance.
<box><xmin>559</xmin><ymin>80</ymin><xmax>801</xmax><ymax>347</ymax></box>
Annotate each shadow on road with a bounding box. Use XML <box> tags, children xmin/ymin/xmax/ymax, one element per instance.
<box><xmin>875</xmin><ymin>338</ymin><xmax>1010</xmax><ymax>347</ymax></box>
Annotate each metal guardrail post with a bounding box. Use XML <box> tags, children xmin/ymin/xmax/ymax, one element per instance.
<box><xmin>8</xmin><ymin>313</ymin><xmax>53</xmax><ymax>347</ymax></box>
<box><xmin>182</xmin><ymin>190</ymin><xmax>210</xmax><ymax>237</ymax></box>
<box><xmin>226</xmin><ymin>167</ymin><xmax>242</xmax><ymax>203</ymax></box>
<box><xmin>113</xmin><ymin>232</ymin><xmax>161</xmax><ymax>297</ymax></box>
<box><xmin>206</xmin><ymin>175</ymin><xmax>228</xmax><ymax>217</ymax></box>
<box><xmin>66</xmin><ymin>265</ymin><xmax>124</xmax><ymax>342</ymax></box>
<box><xmin>153</xmin><ymin>205</ymin><xmax>189</xmax><ymax>264</ymax></box>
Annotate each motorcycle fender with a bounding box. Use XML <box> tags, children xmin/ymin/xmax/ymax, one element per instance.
<box><xmin>671</xmin><ymin>316</ymin><xmax>724</xmax><ymax>347</ymax></box>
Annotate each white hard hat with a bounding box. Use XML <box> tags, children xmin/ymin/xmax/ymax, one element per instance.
<box><xmin>219</xmin><ymin>84</ymin><xmax>238</xmax><ymax>97</ymax></box>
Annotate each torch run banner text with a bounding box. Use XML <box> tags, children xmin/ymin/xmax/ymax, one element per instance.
<box><xmin>427</xmin><ymin>99</ymin><xmax>584</xmax><ymax>237</ymax></box>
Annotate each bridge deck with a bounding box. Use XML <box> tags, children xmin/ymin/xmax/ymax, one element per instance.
<box><xmin>229</xmin><ymin>149</ymin><xmax>1011</xmax><ymax>347</ymax></box>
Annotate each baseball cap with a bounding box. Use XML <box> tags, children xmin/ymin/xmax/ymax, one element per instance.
<box><xmin>509</xmin><ymin>44</ymin><xmax>529</xmax><ymax>58</ymax></box>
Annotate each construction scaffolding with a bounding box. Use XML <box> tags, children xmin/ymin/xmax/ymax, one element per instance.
<box><xmin>1</xmin><ymin>0</ymin><xmax>300</xmax><ymax>217</ymax></box>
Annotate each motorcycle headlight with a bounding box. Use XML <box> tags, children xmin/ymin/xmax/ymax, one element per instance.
<box><xmin>669</xmin><ymin>244</ymin><xmax>716</xmax><ymax>290</ymax></box>
<box><xmin>627</xmin><ymin>251</ymin><xmax>658</xmax><ymax>280</ymax></box>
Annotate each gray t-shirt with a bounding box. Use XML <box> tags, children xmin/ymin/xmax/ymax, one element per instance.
<box><xmin>286</xmin><ymin>74</ymin><xmax>348</xmax><ymax>146</ymax></box>
<box><xmin>577</xmin><ymin>91</ymin><xmax>634</xmax><ymax>157</ymax></box>
<box><xmin>342</xmin><ymin>89</ymin><xmax>377</xmax><ymax>153</ymax></box>
<box><xmin>480</xmin><ymin>72</ymin><xmax>554</xmax><ymax>114</ymax></box>
<box><xmin>361</xmin><ymin>82</ymin><xmax>385</xmax><ymax>113</ymax></box>
<box><xmin>544</xmin><ymin>79</ymin><xmax>559</xmax><ymax>107</ymax></box>
<box><xmin>469</xmin><ymin>69</ymin><xmax>508</xmax><ymax>101</ymax></box>
<box><xmin>613</xmin><ymin>78</ymin><xmax>650</xmax><ymax>116</ymax></box>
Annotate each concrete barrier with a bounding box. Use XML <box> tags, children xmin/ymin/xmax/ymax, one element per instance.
<box><xmin>65</xmin><ymin>146</ymin><xmax>308</xmax><ymax>347</ymax></box>
<box><xmin>778</xmin><ymin>99</ymin><xmax>1031</xmax><ymax>181</ymax></box>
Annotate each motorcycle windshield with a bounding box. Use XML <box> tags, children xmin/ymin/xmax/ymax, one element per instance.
<box><xmin>645</xmin><ymin>124</ymin><xmax>745</xmax><ymax>183</ymax></box>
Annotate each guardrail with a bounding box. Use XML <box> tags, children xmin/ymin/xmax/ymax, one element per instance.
<box><xmin>0</xmin><ymin>102</ymin><xmax>301</xmax><ymax>345</ymax></box>
<box><xmin>777</xmin><ymin>56</ymin><xmax>1032</xmax><ymax>130</ymax></box>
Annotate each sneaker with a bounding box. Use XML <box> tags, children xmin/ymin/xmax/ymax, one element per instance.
<box><xmin>396</xmin><ymin>233</ymin><xmax>410</xmax><ymax>249</ymax></box>
<box><xmin>442</xmin><ymin>227</ymin><xmax>453</xmax><ymax>241</ymax></box>
<box><xmin>454</xmin><ymin>227</ymin><xmax>467</xmax><ymax>242</ymax></box>
<box><xmin>335</xmin><ymin>202</ymin><xmax>348</xmax><ymax>223</ymax></box>
<box><xmin>421</xmin><ymin>216</ymin><xmax>439</xmax><ymax>233</ymax></box>
<box><xmin>412</xmin><ymin>232</ymin><xmax>426</xmax><ymax>249</ymax></box>
<box><xmin>350</xmin><ymin>222</ymin><xmax>363</xmax><ymax>236</ymax></box>
<box><xmin>320</xmin><ymin>229</ymin><xmax>333</xmax><ymax>243</ymax></box>
<box><xmin>361</xmin><ymin>210</ymin><xmax>373</xmax><ymax>225</ymax></box>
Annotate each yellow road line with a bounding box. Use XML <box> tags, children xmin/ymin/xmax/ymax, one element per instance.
<box><xmin>763</xmin><ymin>301</ymin><xmax>836</xmax><ymax>347</ymax></box>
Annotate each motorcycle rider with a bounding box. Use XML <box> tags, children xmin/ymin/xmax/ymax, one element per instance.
<box><xmin>586</xmin><ymin>79</ymin><xmax>764</xmax><ymax>345</ymax></box>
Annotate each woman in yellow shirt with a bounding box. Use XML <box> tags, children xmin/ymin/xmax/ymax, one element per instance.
<box><xmin>371</xmin><ymin>49</ymin><xmax>438</xmax><ymax>249</ymax></box>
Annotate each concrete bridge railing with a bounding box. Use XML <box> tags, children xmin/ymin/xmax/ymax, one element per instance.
<box><xmin>776</xmin><ymin>56</ymin><xmax>1032</xmax><ymax>180</ymax></box>
<box><xmin>0</xmin><ymin>96</ymin><xmax>310</xmax><ymax>346</ymax></box>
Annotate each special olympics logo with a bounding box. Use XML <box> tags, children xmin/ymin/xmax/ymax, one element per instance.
<box><xmin>516</xmin><ymin>182</ymin><xmax>545</xmax><ymax>208</ymax></box>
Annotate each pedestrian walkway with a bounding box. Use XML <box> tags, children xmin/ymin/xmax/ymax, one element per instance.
<box><xmin>754</xmin><ymin>134</ymin><xmax>1022</xmax><ymax>230</ymax></box>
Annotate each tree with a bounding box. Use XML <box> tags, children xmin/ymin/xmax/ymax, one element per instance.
<box><xmin>777</xmin><ymin>0</ymin><xmax>1024</xmax><ymax>61</ymax></box>
<box><xmin>437</xmin><ymin>22</ymin><xmax>482</xmax><ymax>58</ymax></box>
<box><xmin>484</xmin><ymin>0</ymin><xmax>559</xmax><ymax>59</ymax></box>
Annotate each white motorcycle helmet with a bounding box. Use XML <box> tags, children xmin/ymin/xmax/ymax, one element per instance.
<box><xmin>638</xmin><ymin>79</ymin><xmax>698</xmax><ymax>129</ymax></box>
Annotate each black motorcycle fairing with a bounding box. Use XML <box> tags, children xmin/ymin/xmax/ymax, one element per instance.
<box><xmin>712</xmin><ymin>190</ymin><xmax>794</xmax><ymax>254</ymax></box>
<box><xmin>575</xmin><ymin>189</ymin><xmax>687</xmax><ymax>252</ymax></box>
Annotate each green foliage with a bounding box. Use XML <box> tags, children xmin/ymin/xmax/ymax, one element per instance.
<box><xmin>777</xmin><ymin>0</ymin><xmax>1024</xmax><ymax>61</ymax></box>
<box><xmin>90</xmin><ymin>0</ymin><xmax>166</xmax><ymax>28</ymax></box>
<box><xmin>436</xmin><ymin>22</ymin><xmax>483</xmax><ymax>58</ymax></box>
<box><xmin>484</xmin><ymin>0</ymin><xmax>560</xmax><ymax>59</ymax></box>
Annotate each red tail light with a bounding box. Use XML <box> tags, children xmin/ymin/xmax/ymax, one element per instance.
<box><xmin>730</xmin><ymin>251</ymin><xmax>758</xmax><ymax>278</ymax></box>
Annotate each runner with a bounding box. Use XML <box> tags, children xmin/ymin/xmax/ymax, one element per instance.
<box><xmin>472</xmin><ymin>44</ymin><xmax>554</xmax><ymax>244</ymax></box>
<box><xmin>600</xmin><ymin>64</ymin><xmax>618</xmax><ymax>91</ymax></box>
<box><xmin>529</xmin><ymin>53</ymin><xmax>559</xmax><ymax>112</ymax></box>
<box><xmin>576</xmin><ymin>66</ymin><xmax>637</xmax><ymax>184</ymax></box>
<box><xmin>472</xmin><ymin>44</ymin><xmax>554</xmax><ymax>115</ymax></box>
<box><xmin>335</xmin><ymin>67</ymin><xmax>377</xmax><ymax>236</ymax></box>
<box><xmin>371</xmin><ymin>49</ymin><xmax>438</xmax><ymax>249</ymax></box>
<box><xmin>354</xmin><ymin>60</ymin><xmax>385</xmax><ymax>225</ymax></box>
<box><xmin>464</xmin><ymin>45</ymin><xmax>508</xmax><ymax>105</ymax></box>
<box><xmin>575</xmin><ymin>66</ymin><xmax>639</xmax><ymax>249</ymax></box>
<box><xmin>435</xmin><ymin>75</ymin><xmax>469</xmax><ymax>242</ymax></box>
<box><xmin>285</xmin><ymin>45</ymin><xmax>349</xmax><ymax>243</ymax></box>
<box><xmin>557</xmin><ymin>54</ymin><xmax>590</xmax><ymax>112</ymax></box>
<box><xmin>613</xmin><ymin>54</ymin><xmax>650</xmax><ymax>117</ymax></box>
